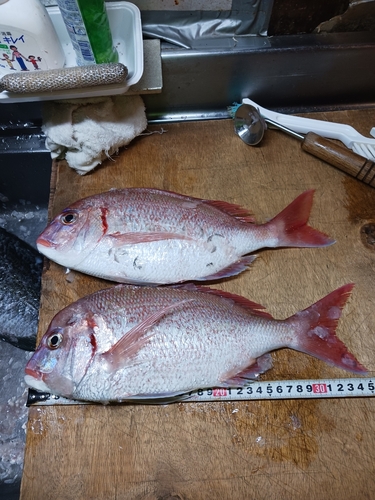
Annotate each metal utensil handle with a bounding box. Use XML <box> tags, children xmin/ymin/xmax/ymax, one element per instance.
<box><xmin>303</xmin><ymin>132</ymin><xmax>375</xmax><ymax>188</ymax></box>
<box><xmin>242</xmin><ymin>97</ymin><xmax>370</xmax><ymax>147</ymax></box>
<box><xmin>0</xmin><ymin>63</ymin><xmax>128</xmax><ymax>93</ymax></box>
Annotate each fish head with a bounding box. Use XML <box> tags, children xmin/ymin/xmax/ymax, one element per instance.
<box><xmin>25</xmin><ymin>310</ymin><xmax>97</xmax><ymax>398</ymax></box>
<box><xmin>36</xmin><ymin>201</ymin><xmax>107</xmax><ymax>267</ymax></box>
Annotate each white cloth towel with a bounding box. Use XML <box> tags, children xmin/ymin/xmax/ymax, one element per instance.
<box><xmin>42</xmin><ymin>95</ymin><xmax>148</xmax><ymax>175</ymax></box>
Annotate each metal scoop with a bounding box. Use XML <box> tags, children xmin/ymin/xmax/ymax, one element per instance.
<box><xmin>234</xmin><ymin>103</ymin><xmax>375</xmax><ymax>188</ymax></box>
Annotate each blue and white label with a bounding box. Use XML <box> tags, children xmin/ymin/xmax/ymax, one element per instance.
<box><xmin>56</xmin><ymin>0</ymin><xmax>95</xmax><ymax>65</ymax></box>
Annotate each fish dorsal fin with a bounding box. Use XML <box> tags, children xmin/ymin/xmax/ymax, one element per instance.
<box><xmin>203</xmin><ymin>199</ymin><xmax>255</xmax><ymax>223</ymax></box>
<box><xmin>100</xmin><ymin>299</ymin><xmax>193</xmax><ymax>373</ymax></box>
<box><xmin>174</xmin><ymin>284</ymin><xmax>273</xmax><ymax>319</ymax></box>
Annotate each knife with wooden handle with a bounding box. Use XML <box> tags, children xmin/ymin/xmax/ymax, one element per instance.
<box><xmin>266</xmin><ymin>118</ymin><xmax>375</xmax><ymax>188</ymax></box>
<box><xmin>302</xmin><ymin>131</ymin><xmax>375</xmax><ymax>187</ymax></box>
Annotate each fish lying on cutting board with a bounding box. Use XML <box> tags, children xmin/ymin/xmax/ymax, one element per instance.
<box><xmin>25</xmin><ymin>283</ymin><xmax>366</xmax><ymax>403</ymax></box>
<box><xmin>0</xmin><ymin>227</ymin><xmax>42</xmax><ymax>351</ymax></box>
<box><xmin>36</xmin><ymin>188</ymin><xmax>334</xmax><ymax>285</ymax></box>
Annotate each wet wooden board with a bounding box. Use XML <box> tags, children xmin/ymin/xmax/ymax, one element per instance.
<box><xmin>21</xmin><ymin>110</ymin><xmax>375</xmax><ymax>500</ymax></box>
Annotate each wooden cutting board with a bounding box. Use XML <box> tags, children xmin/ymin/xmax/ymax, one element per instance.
<box><xmin>21</xmin><ymin>110</ymin><xmax>375</xmax><ymax>500</ymax></box>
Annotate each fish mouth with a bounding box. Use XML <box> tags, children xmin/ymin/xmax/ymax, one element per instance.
<box><xmin>36</xmin><ymin>236</ymin><xmax>56</xmax><ymax>248</ymax></box>
<box><xmin>25</xmin><ymin>358</ymin><xmax>52</xmax><ymax>392</ymax></box>
<box><xmin>25</xmin><ymin>374</ymin><xmax>51</xmax><ymax>393</ymax></box>
<box><xmin>25</xmin><ymin>363</ymin><xmax>42</xmax><ymax>380</ymax></box>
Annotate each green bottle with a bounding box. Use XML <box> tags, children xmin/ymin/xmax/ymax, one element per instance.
<box><xmin>57</xmin><ymin>0</ymin><xmax>118</xmax><ymax>65</ymax></box>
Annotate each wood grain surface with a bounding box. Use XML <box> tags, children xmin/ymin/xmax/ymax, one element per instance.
<box><xmin>21</xmin><ymin>109</ymin><xmax>375</xmax><ymax>500</ymax></box>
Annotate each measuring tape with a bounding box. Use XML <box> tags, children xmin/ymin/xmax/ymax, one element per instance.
<box><xmin>186</xmin><ymin>378</ymin><xmax>375</xmax><ymax>402</ymax></box>
<box><xmin>28</xmin><ymin>378</ymin><xmax>375</xmax><ymax>406</ymax></box>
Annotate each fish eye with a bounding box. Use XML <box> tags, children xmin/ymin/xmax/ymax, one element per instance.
<box><xmin>60</xmin><ymin>212</ymin><xmax>77</xmax><ymax>225</ymax></box>
<box><xmin>47</xmin><ymin>331</ymin><xmax>63</xmax><ymax>350</ymax></box>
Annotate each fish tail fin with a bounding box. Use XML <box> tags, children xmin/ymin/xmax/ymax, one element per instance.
<box><xmin>287</xmin><ymin>284</ymin><xmax>367</xmax><ymax>374</ymax></box>
<box><xmin>268</xmin><ymin>190</ymin><xmax>335</xmax><ymax>248</ymax></box>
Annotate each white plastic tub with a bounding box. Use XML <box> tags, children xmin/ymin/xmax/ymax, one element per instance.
<box><xmin>0</xmin><ymin>1</ymin><xmax>144</xmax><ymax>103</ymax></box>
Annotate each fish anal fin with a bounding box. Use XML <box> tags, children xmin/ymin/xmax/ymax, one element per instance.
<box><xmin>101</xmin><ymin>299</ymin><xmax>193</xmax><ymax>372</ymax></box>
<box><xmin>108</xmin><ymin>231</ymin><xmax>193</xmax><ymax>246</ymax></box>
<box><xmin>196</xmin><ymin>255</ymin><xmax>258</xmax><ymax>283</ymax></box>
<box><xmin>221</xmin><ymin>354</ymin><xmax>273</xmax><ymax>386</ymax></box>
<box><xmin>203</xmin><ymin>199</ymin><xmax>255</xmax><ymax>223</ymax></box>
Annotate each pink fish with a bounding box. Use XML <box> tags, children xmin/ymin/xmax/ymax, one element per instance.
<box><xmin>25</xmin><ymin>283</ymin><xmax>367</xmax><ymax>403</ymax></box>
<box><xmin>36</xmin><ymin>188</ymin><xmax>334</xmax><ymax>285</ymax></box>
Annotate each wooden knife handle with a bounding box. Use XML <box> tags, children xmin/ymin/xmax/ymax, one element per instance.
<box><xmin>302</xmin><ymin>132</ymin><xmax>375</xmax><ymax>188</ymax></box>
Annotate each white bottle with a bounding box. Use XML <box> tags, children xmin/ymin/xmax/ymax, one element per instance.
<box><xmin>0</xmin><ymin>0</ymin><xmax>65</xmax><ymax>77</ymax></box>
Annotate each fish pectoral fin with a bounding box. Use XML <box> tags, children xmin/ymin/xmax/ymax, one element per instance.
<box><xmin>107</xmin><ymin>231</ymin><xmax>193</xmax><ymax>246</ymax></box>
<box><xmin>220</xmin><ymin>354</ymin><xmax>273</xmax><ymax>386</ymax></box>
<box><xmin>101</xmin><ymin>299</ymin><xmax>194</xmax><ymax>373</ymax></box>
